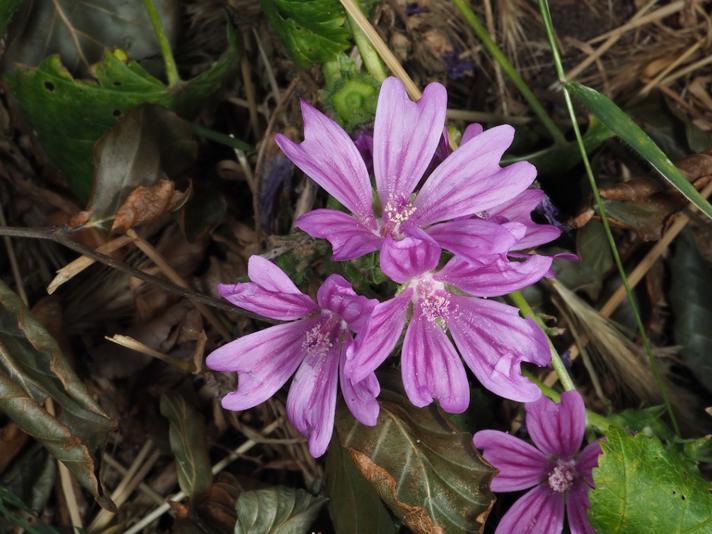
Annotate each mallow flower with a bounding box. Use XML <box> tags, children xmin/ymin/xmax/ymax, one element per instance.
<box><xmin>345</xmin><ymin>236</ymin><xmax>551</xmax><ymax>411</ymax></box>
<box><xmin>274</xmin><ymin>76</ymin><xmax>538</xmax><ymax>281</ymax></box>
<box><xmin>474</xmin><ymin>391</ymin><xmax>601</xmax><ymax>534</ymax></box>
<box><xmin>205</xmin><ymin>256</ymin><xmax>380</xmax><ymax>457</ymax></box>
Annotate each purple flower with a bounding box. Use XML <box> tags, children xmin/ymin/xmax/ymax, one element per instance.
<box><xmin>205</xmin><ymin>256</ymin><xmax>380</xmax><ymax>457</ymax></box>
<box><xmin>345</xmin><ymin>238</ymin><xmax>552</xmax><ymax>410</ymax></box>
<box><xmin>275</xmin><ymin>77</ymin><xmax>537</xmax><ymax>282</ymax></box>
<box><xmin>474</xmin><ymin>391</ymin><xmax>601</xmax><ymax>534</ymax></box>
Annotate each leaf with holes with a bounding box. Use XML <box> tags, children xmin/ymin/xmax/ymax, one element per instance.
<box><xmin>567</xmin><ymin>82</ymin><xmax>712</xmax><ymax>221</ymax></box>
<box><xmin>234</xmin><ymin>486</ymin><xmax>327</xmax><ymax>534</ymax></box>
<box><xmin>589</xmin><ymin>426</ymin><xmax>712</xmax><ymax>533</ymax></box>
<box><xmin>334</xmin><ymin>372</ymin><xmax>495</xmax><ymax>534</ymax></box>
<box><xmin>4</xmin><ymin>25</ymin><xmax>236</xmax><ymax>203</ymax></box>
<box><xmin>160</xmin><ymin>389</ymin><xmax>212</xmax><ymax>497</ymax></box>
<box><xmin>0</xmin><ymin>280</ymin><xmax>114</xmax><ymax>509</ymax></box>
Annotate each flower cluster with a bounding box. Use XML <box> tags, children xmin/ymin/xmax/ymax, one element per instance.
<box><xmin>206</xmin><ymin>76</ymin><xmax>601</xmax><ymax>531</ymax></box>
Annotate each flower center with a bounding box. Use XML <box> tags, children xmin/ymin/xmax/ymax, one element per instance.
<box><xmin>382</xmin><ymin>197</ymin><xmax>417</xmax><ymax>239</ymax></box>
<box><xmin>412</xmin><ymin>277</ymin><xmax>455</xmax><ymax>328</ymax></box>
<box><xmin>547</xmin><ymin>459</ymin><xmax>577</xmax><ymax>493</ymax></box>
<box><xmin>301</xmin><ymin>314</ymin><xmax>342</xmax><ymax>358</ymax></box>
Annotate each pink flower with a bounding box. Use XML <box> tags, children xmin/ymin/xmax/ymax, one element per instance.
<box><xmin>275</xmin><ymin>77</ymin><xmax>538</xmax><ymax>281</ymax></box>
<box><xmin>474</xmin><ymin>391</ymin><xmax>601</xmax><ymax>534</ymax></box>
<box><xmin>345</xmin><ymin>237</ymin><xmax>551</xmax><ymax>410</ymax></box>
<box><xmin>205</xmin><ymin>256</ymin><xmax>380</xmax><ymax>457</ymax></box>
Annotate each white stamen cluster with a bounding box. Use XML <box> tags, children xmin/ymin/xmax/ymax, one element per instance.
<box><xmin>302</xmin><ymin>324</ymin><xmax>334</xmax><ymax>358</ymax></box>
<box><xmin>547</xmin><ymin>459</ymin><xmax>577</xmax><ymax>493</ymax></box>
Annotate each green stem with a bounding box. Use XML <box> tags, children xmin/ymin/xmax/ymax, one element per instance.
<box><xmin>144</xmin><ymin>0</ymin><xmax>180</xmax><ymax>86</ymax></box>
<box><xmin>452</xmin><ymin>0</ymin><xmax>566</xmax><ymax>145</ymax></box>
<box><xmin>349</xmin><ymin>15</ymin><xmax>387</xmax><ymax>82</ymax></box>
<box><xmin>537</xmin><ymin>0</ymin><xmax>680</xmax><ymax>436</ymax></box>
<box><xmin>523</xmin><ymin>371</ymin><xmax>610</xmax><ymax>432</ymax></box>
<box><xmin>510</xmin><ymin>291</ymin><xmax>576</xmax><ymax>392</ymax></box>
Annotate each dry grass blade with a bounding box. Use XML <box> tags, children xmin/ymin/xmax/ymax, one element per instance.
<box><xmin>338</xmin><ymin>0</ymin><xmax>421</xmax><ymax>99</ymax></box>
<box><xmin>105</xmin><ymin>335</ymin><xmax>195</xmax><ymax>373</ymax></box>
<box><xmin>551</xmin><ymin>279</ymin><xmax>660</xmax><ymax>402</ymax></box>
<box><xmin>47</xmin><ymin>235</ymin><xmax>135</xmax><ymax>294</ymax></box>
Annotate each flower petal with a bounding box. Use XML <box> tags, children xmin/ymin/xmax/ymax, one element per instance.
<box><xmin>296</xmin><ymin>209</ymin><xmax>381</xmax><ymax>261</ymax></box>
<box><xmin>426</xmin><ymin>219</ymin><xmax>518</xmax><ymax>263</ymax></box>
<box><xmin>415</xmin><ymin>125</ymin><xmax>536</xmax><ymax>225</ymax></box>
<box><xmin>448</xmin><ymin>297</ymin><xmax>548</xmax><ymax>402</ymax></box>
<box><xmin>461</xmin><ymin>123</ymin><xmax>484</xmax><ymax>144</ymax></box>
<box><xmin>317</xmin><ymin>274</ymin><xmax>378</xmax><ymax>334</ymax></box>
<box><xmin>525</xmin><ymin>390</ymin><xmax>587</xmax><ymax>458</ymax></box>
<box><xmin>206</xmin><ymin>320</ymin><xmax>313</xmax><ymax>410</ymax></box>
<box><xmin>576</xmin><ymin>441</ymin><xmax>602</xmax><ymax>487</ymax></box>
<box><xmin>435</xmin><ymin>255</ymin><xmax>553</xmax><ymax>297</ymax></box>
<box><xmin>473</xmin><ymin>430</ymin><xmax>549</xmax><ymax>492</ymax></box>
<box><xmin>339</xmin><ymin>350</ymin><xmax>380</xmax><ymax>426</ymax></box>
<box><xmin>345</xmin><ymin>288</ymin><xmax>413</xmax><ymax>383</ymax></box>
<box><xmin>566</xmin><ymin>482</ymin><xmax>596</xmax><ymax>534</ymax></box>
<box><xmin>495</xmin><ymin>484</ymin><xmax>565</xmax><ymax>534</ymax></box>
<box><xmin>380</xmin><ymin>227</ymin><xmax>441</xmax><ymax>283</ymax></box>
<box><xmin>374</xmin><ymin>78</ymin><xmax>447</xmax><ymax>201</ymax></box>
<box><xmin>275</xmin><ymin>101</ymin><xmax>375</xmax><ymax>219</ymax></box>
<box><xmin>488</xmin><ymin>189</ymin><xmax>561</xmax><ymax>250</ymax></box>
<box><xmin>286</xmin><ymin>341</ymin><xmax>341</xmax><ymax>457</ymax></box>
<box><xmin>218</xmin><ymin>257</ymin><xmax>316</xmax><ymax>320</ymax></box>
<box><xmin>401</xmin><ymin>305</ymin><xmax>470</xmax><ymax>413</ymax></box>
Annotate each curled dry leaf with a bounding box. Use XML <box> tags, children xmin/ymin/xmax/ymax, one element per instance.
<box><xmin>111</xmin><ymin>179</ymin><xmax>189</xmax><ymax>233</ymax></box>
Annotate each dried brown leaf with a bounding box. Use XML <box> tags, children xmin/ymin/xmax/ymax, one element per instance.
<box><xmin>111</xmin><ymin>179</ymin><xmax>187</xmax><ymax>233</ymax></box>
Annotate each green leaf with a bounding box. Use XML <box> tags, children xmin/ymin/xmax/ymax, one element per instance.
<box><xmin>325</xmin><ymin>436</ymin><xmax>397</xmax><ymax>534</ymax></box>
<box><xmin>233</xmin><ymin>486</ymin><xmax>327</xmax><ymax>534</ymax></box>
<box><xmin>0</xmin><ymin>0</ymin><xmax>23</xmax><ymax>37</ymax></box>
<box><xmin>260</xmin><ymin>0</ymin><xmax>350</xmax><ymax>68</ymax></box>
<box><xmin>669</xmin><ymin>229</ymin><xmax>712</xmax><ymax>392</ymax></box>
<box><xmin>589</xmin><ymin>426</ymin><xmax>712</xmax><ymax>533</ymax></box>
<box><xmin>607</xmin><ymin>406</ymin><xmax>674</xmax><ymax>442</ymax></box>
<box><xmin>566</xmin><ymin>82</ymin><xmax>712</xmax><ymax>220</ymax></box>
<box><xmin>334</xmin><ymin>372</ymin><xmax>495</xmax><ymax>534</ymax></box>
<box><xmin>159</xmin><ymin>389</ymin><xmax>212</xmax><ymax>497</ymax></box>
<box><xmin>88</xmin><ymin>104</ymin><xmax>197</xmax><ymax>227</ymax></box>
<box><xmin>4</xmin><ymin>26</ymin><xmax>237</xmax><ymax>202</ymax></box>
<box><xmin>0</xmin><ymin>280</ymin><xmax>114</xmax><ymax>509</ymax></box>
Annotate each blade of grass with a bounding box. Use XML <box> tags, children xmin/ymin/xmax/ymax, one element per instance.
<box><xmin>537</xmin><ymin>0</ymin><xmax>680</xmax><ymax>436</ymax></box>
<box><xmin>567</xmin><ymin>82</ymin><xmax>712</xmax><ymax>221</ymax></box>
<box><xmin>452</xmin><ymin>0</ymin><xmax>566</xmax><ymax>145</ymax></box>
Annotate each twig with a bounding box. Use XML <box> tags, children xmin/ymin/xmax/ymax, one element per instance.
<box><xmin>126</xmin><ymin>229</ymin><xmax>232</xmax><ymax>340</ymax></box>
<box><xmin>124</xmin><ymin>418</ymin><xmax>284</xmax><ymax>534</ymax></box>
<box><xmin>237</xmin><ymin>28</ymin><xmax>261</xmax><ymax>139</ymax></box>
<box><xmin>638</xmin><ymin>40</ymin><xmax>702</xmax><ymax>97</ymax></box>
<box><xmin>587</xmin><ymin>1</ymin><xmax>686</xmax><ymax>45</ymax></box>
<box><xmin>0</xmin><ymin>226</ymin><xmax>258</xmax><ymax>318</ymax></box>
